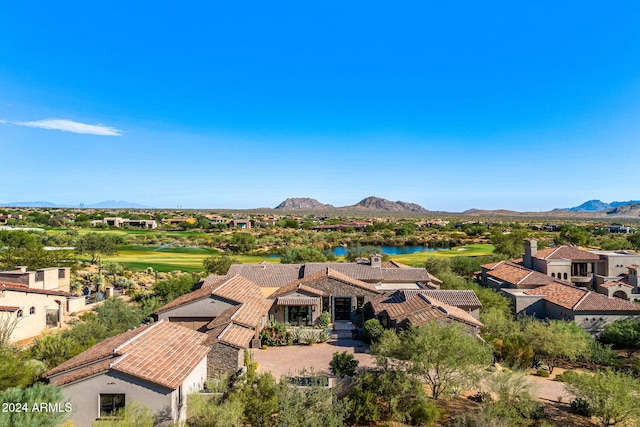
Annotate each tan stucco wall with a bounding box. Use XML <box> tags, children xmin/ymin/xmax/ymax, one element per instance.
<box><xmin>0</xmin><ymin>290</ymin><xmax>66</xmax><ymax>342</ymax></box>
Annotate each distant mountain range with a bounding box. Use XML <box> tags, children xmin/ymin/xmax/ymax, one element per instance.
<box><xmin>560</xmin><ymin>200</ymin><xmax>640</xmax><ymax>212</ymax></box>
<box><xmin>0</xmin><ymin>200</ymin><xmax>151</xmax><ymax>209</ymax></box>
<box><xmin>275</xmin><ymin>196</ymin><xmax>428</xmax><ymax>213</ymax></box>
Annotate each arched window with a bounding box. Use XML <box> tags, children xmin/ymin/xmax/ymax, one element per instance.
<box><xmin>29</xmin><ymin>307</ymin><xmax>35</xmax><ymax>315</ymax></box>
<box><xmin>563</xmin><ymin>273</ymin><xmax>568</xmax><ymax>280</ymax></box>
<box><xmin>16</xmin><ymin>309</ymin><xmax>22</xmax><ymax>318</ymax></box>
<box><xmin>551</xmin><ymin>273</ymin><xmax>556</xmax><ymax>278</ymax></box>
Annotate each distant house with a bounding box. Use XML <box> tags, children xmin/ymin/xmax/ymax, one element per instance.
<box><xmin>94</xmin><ymin>217</ymin><xmax>157</xmax><ymax>229</ymax></box>
<box><xmin>0</xmin><ymin>267</ymin><xmax>84</xmax><ymax>343</ymax></box>
<box><xmin>44</xmin><ymin>321</ymin><xmax>209</xmax><ymax>427</ymax></box>
<box><xmin>228</xmin><ymin>219</ymin><xmax>251</xmax><ymax>229</ymax></box>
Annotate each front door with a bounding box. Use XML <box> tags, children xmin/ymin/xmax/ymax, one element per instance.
<box><xmin>334</xmin><ymin>297</ymin><xmax>352</xmax><ymax>321</ymax></box>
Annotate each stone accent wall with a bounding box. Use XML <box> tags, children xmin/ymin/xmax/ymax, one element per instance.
<box><xmin>207</xmin><ymin>342</ymin><xmax>243</xmax><ymax>377</ymax></box>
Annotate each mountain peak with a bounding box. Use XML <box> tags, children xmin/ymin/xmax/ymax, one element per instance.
<box><xmin>275</xmin><ymin>198</ymin><xmax>334</xmax><ymax>210</ymax></box>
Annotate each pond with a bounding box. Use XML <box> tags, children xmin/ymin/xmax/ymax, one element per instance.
<box><xmin>330</xmin><ymin>245</ymin><xmax>448</xmax><ymax>257</ymax></box>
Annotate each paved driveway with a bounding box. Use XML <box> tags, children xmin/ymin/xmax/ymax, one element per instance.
<box><xmin>251</xmin><ymin>338</ymin><xmax>376</xmax><ymax>379</ymax></box>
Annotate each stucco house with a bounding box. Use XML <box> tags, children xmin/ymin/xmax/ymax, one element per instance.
<box><xmin>155</xmin><ymin>275</ymin><xmax>272</xmax><ymax>376</ymax></box>
<box><xmin>0</xmin><ymin>266</ymin><xmax>84</xmax><ymax>343</ymax></box>
<box><xmin>44</xmin><ymin>321</ymin><xmax>209</xmax><ymax>427</ymax></box>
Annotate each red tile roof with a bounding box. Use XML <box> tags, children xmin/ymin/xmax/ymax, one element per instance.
<box><xmin>533</xmin><ymin>246</ymin><xmax>601</xmax><ymax>261</ymax></box>
<box><xmin>45</xmin><ymin>321</ymin><xmax>210</xmax><ymax>389</ymax></box>
<box><xmin>0</xmin><ymin>306</ymin><xmax>19</xmax><ymax>311</ymax></box>
<box><xmin>524</xmin><ymin>282</ymin><xmax>640</xmax><ymax>312</ymax></box>
<box><xmin>292</xmin><ymin>268</ymin><xmax>381</xmax><ymax>294</ymax></box>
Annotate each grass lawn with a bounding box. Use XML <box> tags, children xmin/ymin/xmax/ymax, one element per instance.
<box><xmin>389</xmin><ymin>244</ymin><xmax>495</xmax><ymax>267</ymax></box>
<box><xmin>81</xmin><ymin>246</ymin><xmax>280</xmax><ymax>272</ymax></box>
<box><xmin>77</xmin><ymin>243</ymin><xmax>494</xmax><ymax>272</ymax></box>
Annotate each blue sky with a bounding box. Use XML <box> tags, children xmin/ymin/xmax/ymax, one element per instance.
<box><xmin>1</xmin><ymin>1</ymin><xmax>639</xmax><ymax>212</ymax></box>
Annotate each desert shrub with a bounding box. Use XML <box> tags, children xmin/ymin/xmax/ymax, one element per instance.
<box><xmin>259</xmin><ymin>322</ymin><xmax>292</xmax><ymax>346</ymax></box>
<box><xmin>349</xmin><ymin>387</ymin><xmax>381</xmax><ymax>423</ymax></box>
<box><xmin>554</xmin><ymin>370</ymin><xmax>580</xmax><ymax>383</ymax></box>
<box><xmin>570</xmin><ymin>397</ymin><xmax>594</xmax><ymax>417</ymax></box>
<box><xmin>363</xmin><ymin>318</ymin><xmax>384</xmax><ymax>343</ymax></box>
<box><xmin>318</xmin><ymin>311</ymin><xmax>331</xmax><ymax>328</ymax></box>
<box><xmin>318</xmin><ymin>330</ymin><xmax>331</xmax><ymax>343</ymax></box>
<box><xmin>329</xmin><ymin>352</ymin><xmax>359</xmax><ymax>378</ymax></box>
<box><xmin>408</xmin><ymin>398</ymin><xmax>440</xmax><ymax>426</ymax></box>
<box><xmin>536</xmin><ymin>369</ymin><xmax>550</xmax><ymax>378</ymax></box>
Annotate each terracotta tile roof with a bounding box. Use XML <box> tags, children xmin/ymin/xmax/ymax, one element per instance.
<box><xmin>230</xmin><ymin>297</ymin><xmax>273</xmax><ymax>328</ymax></box>
<box><xmin>524</xmin><ymin>282</ymin><xmax>640</xmax><ymax>313</ymax></box>
<box><xmin>600</xmin><ymin>281</ymin><xmax>633</xmax><ymax>289</ymax></box>
<box><xmin>156</xmin><ymin>274</ymin><xmax>266</xmax><ymax>314</ymax></box>
<box><xmin>370</xmin><ymin>291</ymin><xmax>482</xmax><ymax>328</ymax></box>
<box><xmin>46</xmin><ymin>321</ymin><xmax>210</xmax><ymax>389</ymax></box>
<box><xmin>534</xmin><ymin>246</ymin><xmax>601</xmax><ymax>261</ymax></box>
<box><xmin>211</xmin><ymin>275</ymin><xmax>271</xmax><ymax>304</ymax></box>
<box><xmin>276</xmin><ymin>297</ymin><xmax>321</xmax><ymax>306</ymax></box>
<box><xmin>217</xmin><ymin>323</ymin><xmax>257</xmax><ymax>348</ymax></box>
<box><xmin>226</xmin><ymin>264</ymin><xmax>303</xmax><ymax>287</ymax></box>
<box><xmin>523</xmin><ymin>282</ymin><xmax>586</xmax><ymax>309</ymax></box>
<box><xmin>381</xmin><ymin>268</ymin><xmax>430</xmax><ymax>282</ymax></box>
<box><xmin>575</xmin><ymin>292</ymin><xmax>640</xmax><ymax>312</ymax></box>
<box><xmin>0</xmin><ymin>283</ymin><xmax>73</xmax><ymax>297</ymax></box>
<box><xmin>0</xmin><ymin>306</ymin><xmax>19</xmax><ymax>311</ymax></box>
<box><xmin>480</xmin><ymin>261</ymin><xmax>504</xmax><ymax>270</ymax></box>
<box><xmin>403</xmin><ymin>290</ymin><xmax>482</xmax><ymax>309</ymax></box>
<box><xmin>45</xmin><ymin>323</ymin><xmax>155</xmax><ymax>377</ymax></box>
<box><xmin>270</xmin><ymin>282</ymin><xmax>325</xmax><ymax>298</ymax></box>
<box><xmin>155</xmin><ymin>286</ymin><xmax>213</xmax><ymax>314</ymax></box>
<box><xmin>483</xmin><ymin>262</ymin><xmax>555</xmax><ymax>288</ymax></box>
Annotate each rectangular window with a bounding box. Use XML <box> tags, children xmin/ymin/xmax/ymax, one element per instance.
<box><xmin>322</xmin><ymin>297</ymin><xmax>330</xmax><ymax>313</ymax></box>
<box><xmin>58</xmin><ymin>269</ymin><xmax>66</xmax><ymax>279</ymax></box>
<box><xmin>100</xmin><ymin>394</ymin><xmax>125</xmax><ymax>417</ymax></box>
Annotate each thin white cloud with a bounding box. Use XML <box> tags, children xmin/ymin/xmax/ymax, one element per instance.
<box><xmin>9</xmin><ymin>118</ymin><xmax>122</xmax><ymax>136</ymax></box>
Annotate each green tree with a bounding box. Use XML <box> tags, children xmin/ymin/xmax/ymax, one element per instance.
<box><xmin>228</xmin><ymin>233</ymin><xmax>257</xmax><ymax>253</ymax></box>
<box><xmin>627</xmin><ymin>232</ymin><xmax>640</xmax><ymax>250</ymax></box>
<box><xmin>344</xmin><ymin>245</ymin><xmax>389</xmax><ymax>262</ymax></box>
<box><xmin>280</xmin><ymin>247</ymin><xmax>327</xmax><ymax>264</ymax></box>
<box><xmin>485</xmin><ymin>371</ymin><xmax>539</xmax><ymax>422</ymax></box>
<box><xmin>188</xmin><ymin>394</ymin><xmax>244</xmax><ymax>427</ymax></box>
<box><xmin>0</xmin><ymin>383</ymin><xmax>70</xmax><ymax>427</ymax></box>
<box><xmin>75</xmin><ymin>232</ymin><xmax>122</xmax><ymax>264</ymax></box>
<box><xmin>229</xmin><ymin>372</ymin><xmax>280</xmax><ymax>427</ymax></box>
<box><xmin>276</xmin><ymin>382</ymin><xmax>349</xmax><ymax>427</ymax></box>
<box><xmin>423</xmin><ymin>257</ymin><xmax>452</xmax><ymax>278</ymax></box>
<box><xmin>524</xmin><ymin>319</ymin><xmax>590</xmax><ymax>374</ymax></box>
<box><xmin>599</xmin><ymin>319</ymin><xmax>640</xmax><ymax>358</ymax></box>
<box><xmin>489</xmin><ymin>228</ymin><xmax>529</xmax><ymax>259</ymax></box>
<box><xmin>566</xmin><ymin>370</ymin><xmax>640</xmax><ymax>427</ymax></box>
<box><xmin>0</xmin><ymin>347</ymin><xmax>43</xmax><ymax>391</ymax></box>
<box><xmin>152</xmin><ymin>273</ymin><xmax>199</xmax><ymax>303</ymax></box>
<box><xmin>329</xmin><ymin>351</ymin><xmax>359</xmax><ymax>377</ymax></box>
<box><xmin>95</xmin><ymin>298</ymin><xmax>145</xmax><ymax>335</ymax></box>
<box><xmin>372</xmin><ymin>322</ymin><xmax>492</xmax><ymax>399</ymax></box>
<box><xmin>203</xmin><ymin>254</ymin><xmax>237</xmax><ymax>275</ymax></box>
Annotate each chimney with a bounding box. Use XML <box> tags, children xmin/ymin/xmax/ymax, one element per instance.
<box><xmin>370</xmin><ymin>254</ymin><xmax>382</xmax><ymax>268</ymax></box>
<box><xmin>523</xmin><ymin>239</ymin><xmax>537</xmax><ymax>269</ymax></box>
<box><xmin>629</xmin><ymin>266</ymin><xmax>639</xmax><ymax>292</ymax></box>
